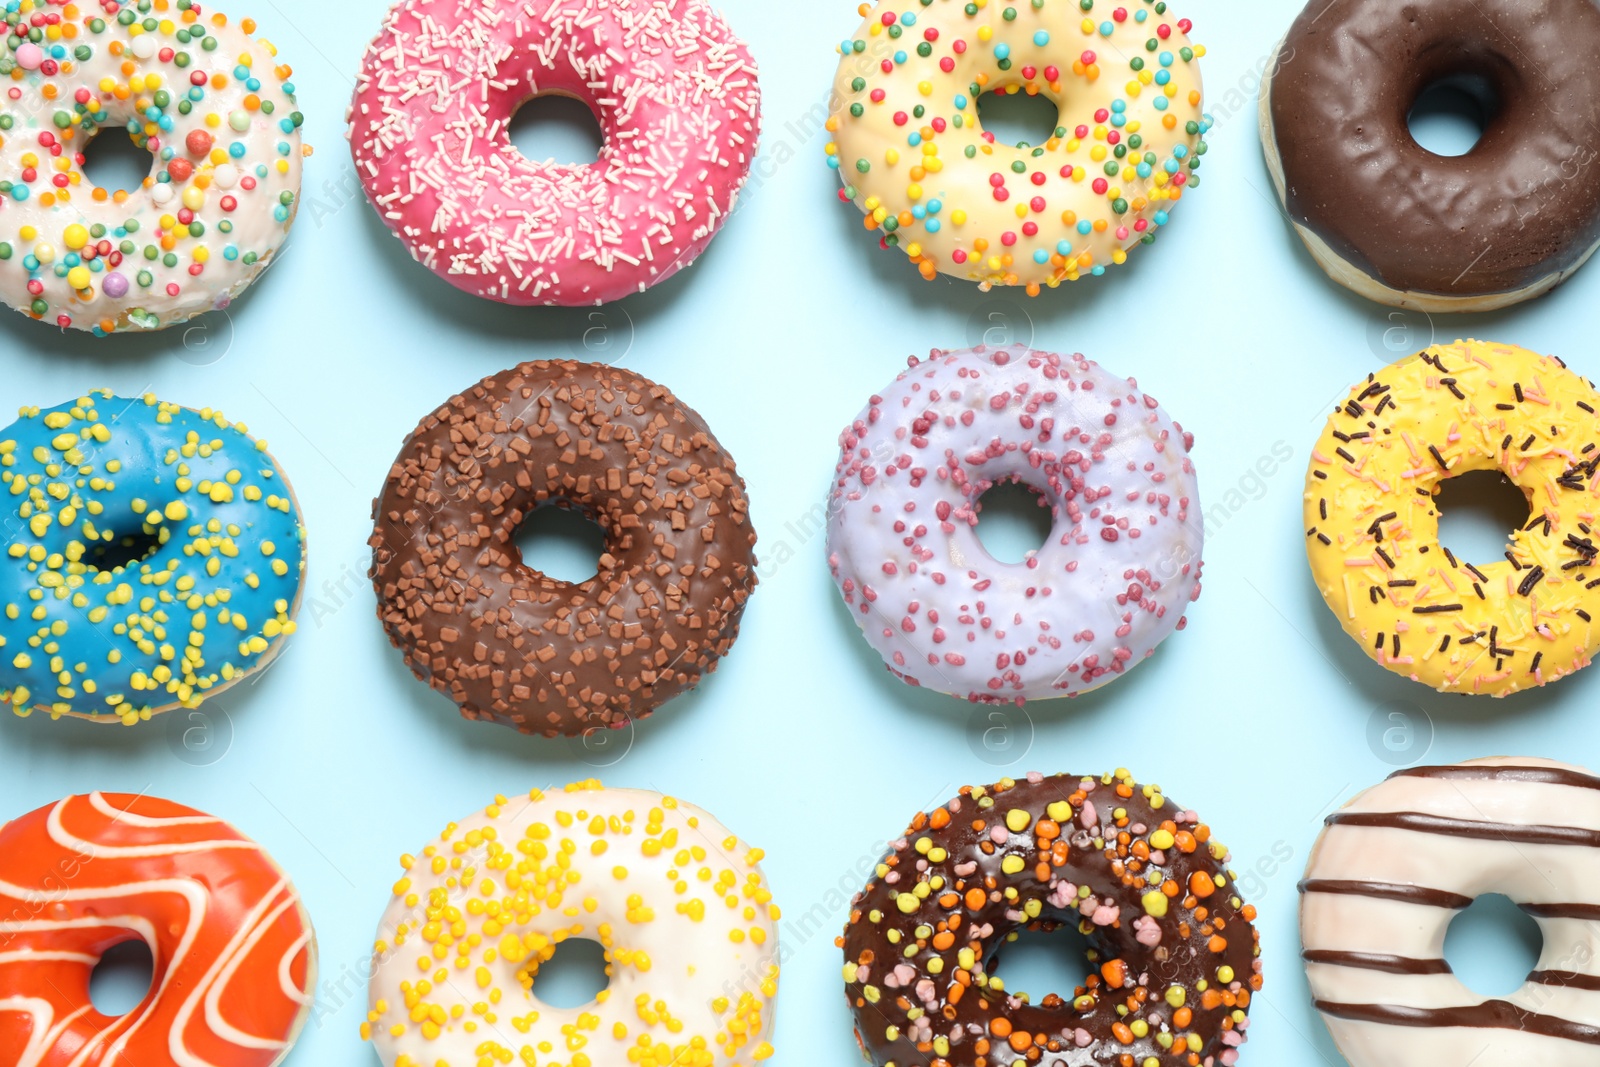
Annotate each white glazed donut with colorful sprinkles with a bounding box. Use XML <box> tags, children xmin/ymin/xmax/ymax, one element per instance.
<box><xmin>827</xmin><ymin>344</ymin><xmax>1203</xmax><ymax>703</ymax></box>
<box><xmin>0</xmin><ymin>0</ymin><xmax>306</xmax><ymax>334</ymax></box>
<box><xmin>347</xmin><ymin>0</ymin><xmax>761</xmax><ymax>307</ymax></box>
<box><xmin>363</xmin><ymin>780</ymin><xmax>781</xmax><ymax>1067</ymax></box>
<box><xmin>825</xmin><ymin>0</ymin><xmax>1209</xmax><ymax>295</ymax></box>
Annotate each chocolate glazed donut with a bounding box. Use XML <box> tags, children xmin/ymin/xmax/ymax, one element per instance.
<box><xmin>1261</xmin><ymin>0</ymin><xmax>1600</xmax><ymax>311</ymax></box>
<box><xmin>841</xmin><ymin>771</ymin><xmax>1261</xmax><ymax>1067</ymax></box>
<box><xmin>370</xmin><ymin>361</ymin><xmax>757</xmax><ymax>738</ymax></box>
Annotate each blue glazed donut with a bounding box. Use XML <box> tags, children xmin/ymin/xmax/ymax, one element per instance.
<box><xmin>0</xmin><ymin>391</ymin><xmax>306</xmax><ymax>724</ymax></box>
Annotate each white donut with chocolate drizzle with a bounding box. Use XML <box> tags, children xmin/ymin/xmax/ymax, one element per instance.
<box><xmin>1301</xmin><ymin>757</ymin><xmax>1600</xmax><ymax>1066</ymax></box>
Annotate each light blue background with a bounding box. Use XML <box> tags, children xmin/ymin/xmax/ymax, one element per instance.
<box><xmin>0</xmin><ymin>0</ymin><xmax>1589</xmax><ymax>1062</ymax></box>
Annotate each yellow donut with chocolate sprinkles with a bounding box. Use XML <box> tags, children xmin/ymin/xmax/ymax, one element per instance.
<box><xmin>1305</xmin><ymin>340</ymin><xmax>1600</xmax><ymax>696</ymax></box>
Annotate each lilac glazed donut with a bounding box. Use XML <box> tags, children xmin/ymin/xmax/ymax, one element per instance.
<box><xmin>826</xmin><ymin>344</ymin><xmax>1204</xmax><ymax>704</ymax></box>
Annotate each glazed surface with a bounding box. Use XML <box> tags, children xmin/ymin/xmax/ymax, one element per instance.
<box><xmin>0</xmin><ymin>792</ymin><xmax>316</xmax><ymax>1067</ymax></box>
<box><xmin>0</xmin><ymin>391</ymin><xmax>306</xmax><ymax>723</ymax></box>
<box><xmin>370</xmin><ymin>360</ymin><xmax>758</xmax><ymax>737</ymax></box>
<box><xmin>0</xmin><ymin>0</ymin><xmax>305</xmax><ymax>333</ymax></box>
<box><xmin>364</xmin><ymin>780</ymin><xmax>780</xmax><ymax>1067</ymax></box>
<box><xmin>826</xmin><ymin>0</ymin><xmax>1208</xmax><ymax>293</ymax></box>
<box><xmin>1304</xmin><ymin>340</ymin><xmax>1600</xmax><ymax>696</ymax></box>
<box><xmin>827</xmin><ymin>344</ymin><xmax>1202</xmax><ymax>703</ymax></box>
<box><xmin>1266</xmin><ymin>0</ymin><xmax>1600</xmax><ymax>301</ymax></box>
<box><xmin>347</xmin><ymin>0</ymin><xmax>761</xmax><ymax>306</ymax></box>
<box><xmin>1302</xmin><ymin>758</ymin><xmax>1600</xmax><ymax>1065</ymax></box>
<box><xmin>842</xmin><ymin>770</ymin><xmax>1260</xmax><ymax>1067</ymax></box>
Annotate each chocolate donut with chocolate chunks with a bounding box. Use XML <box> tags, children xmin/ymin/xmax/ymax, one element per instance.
<box><xmin>841</xmin><ymin>770</ymin><xmax>1261</xmax><ymax>1067</ymax></box>
<box><xmin>1261</xmin><ymin>0</ymin><xmax>1600</xmax><ymax>311</ymax></box>
<box><xmin>370</xmin><ymin>360</ymin><xmax>757</xmax><ymax>738</ymax></box>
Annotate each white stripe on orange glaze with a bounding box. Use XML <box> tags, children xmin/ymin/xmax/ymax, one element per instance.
<box><xmin>196</xmin><ymin>887</ymin><xmax>301</xmax><ymax>1054</ymax></box>
<box><xmin>0</xmin><ymin>998</ymin><xmax>57</xmax><ymax>1067</ymax></box>
<box><xmin>0</xmin><ymin>794</ymin><xmax>316</xmax><ymax>1067</ymax></box>
<box><xmin>48</xmin><ymin>799</ymin><xmax>262</xmax><ymax>860</ymax></box>
<box><xmin>87</xmin><ymin>792</ymin><xmax>222</xmax><ymax>829</ymax></box>
<box><xmin>277</xmin><ymin>931</ymin><xmax>317</xmax><ymax>1007</ymax></box>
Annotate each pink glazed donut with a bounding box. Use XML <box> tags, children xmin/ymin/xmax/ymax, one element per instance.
<box><xmin>827</xmin><ymin>345</ymin><xmax>1204</xmax><ymax>704</ymax></box>
<box><xmin>347</xmin><ymin>0</ymin><xmax>761</xmax><ymax>305</ymax></box>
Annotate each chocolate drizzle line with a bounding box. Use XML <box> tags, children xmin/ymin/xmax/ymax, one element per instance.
<box><xmin>1298</xmin><ymin>879</ymin><xmax>1472</xmax><ymax>910</ymax></box>
<box><xmin>1392</xmin><ymin>764</ymin><xmax>1600</xmax><ymax>792</ymax></box>
<box><xmin>1301</xmin><ymin>950</ymin><xmax>1451</xmax><ymax>976</ymax></box>
<box><xmin>1325</xmin><ymin>811</ymin><xmax>1600</xmax><ymax>848</ymax></box>
<box><xmin>1313</xmin><ymin>1000</ymin><xmax>1600</xmax><ymax>1045</ymax></box>
<box><xmin>1530</xmin><ymin>970</ymin><xmax>1600</xmax><ymax>992</ymax></box>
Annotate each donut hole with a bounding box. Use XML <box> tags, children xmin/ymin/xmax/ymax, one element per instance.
<box><xmin>514</xmin><ymin>503</ymin><xmax>608</xmax><ymax>585</ymax></box>
<box><xmin>89</xmin><ymin>939</ymin><xmax>154</xmax><ymax>1016</ymax></box>
<box><xmin>976</xmin><ymin>90</ymin><xmax>1063</xmax><ymax>149</ymax></box>
<box><xmin>508</xmin><ymin>94</ymin><xmax>605</xmax><ymax>167</ymax></box>
<box><xmin>1443</xmin><ymin>894</ymin><xmax>1543</xmax><ymax>997</ymax></box>
<box><xmin>85</xmin><ymin>524</ymin><xmax>165</xmax><ymax>574</ymax></box>
<box><xmin>1408</xmin><ymin>74</ymin><xmax>1499</xmax><ymax>157</ymax></box>
<box><xmin>988</xmin><ymin>923</ymin><xmax>1097</xmax><ymax>1001</ymax></box>
<box><xmin>81</xmin><ymin>129</ymin><xmax>156</xmax><ymax>194</ymax></box>
<box><xmin>523</xmin><ymin>937</ymin><xmax>610</xmax><ymax>1008</ymax></box>
<box><xmin>975</xmin><ymin>479</ymin><xmax>1053</xmax><ymax>564</ymax></box>
<box><xmin>1433</xmin><ymin>469</ymin><xmax>1530</xmax><ymax>565</ymax></box>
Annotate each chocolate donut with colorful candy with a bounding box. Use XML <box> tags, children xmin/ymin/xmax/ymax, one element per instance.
<box><xmin>827</xmin><ymin>344</ymin><xmax>1203</xmax><ymax>704</ymax></box>
<box><xmin>1302</xmin><ymin>757</ymin><xmax>1600</xmax><ymax>1066</ymax></box>
<box><xmin>825</xmin><ymin>0</ymin><xmax>1209</xmax><ymax>294</ymax></box>
<box><xmin>1262</xmin><ymin>0</ymin><xmax>1600</xmax><ymax>311</ymax></box>
<box><xmin>347</xmin><ymin>0</ymin><xmax>760</xmax><ymax>306</ymax></box>
<box><xmin>363</xmin><ymin>779</ymin><xmax>780</xmax><ymax>1067</ymax></box>
<box><xmin>0</xmin><ymin>390</ymin><xmax>305</xmax><ymax>724</ymax></box>
<box><xmin>0</xmin><ymin>0</ymin><xmax>306</xmax><ymax>334</ymax></box>
<box><xmin>1305</xmin><ymin>340</ymin><xmax>1600</xmax><ymax>696</ymax></box>
<box><xmin>370</xmin><ymin>360</ymin><xmax>758</xmax><ymax>738</ymax></box>
<box><xmin>843</xmin><ymin>770</ymin><xmax>1261</xmax><ymax>1067</ymax></box>
<box><xmin>0</xmin><ymin>791</ymin><xmax>316</xmax><ymax>1066</ymax></box>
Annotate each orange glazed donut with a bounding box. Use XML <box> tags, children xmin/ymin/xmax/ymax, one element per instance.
<box><xmin>0</xmin><ymin>792</ymin><xmax>316</xmax><ymax>1067</ymax></box>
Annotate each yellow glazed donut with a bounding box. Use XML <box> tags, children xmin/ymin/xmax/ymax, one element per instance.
<box><xmin>363</xmin><ymin>780</ymin><xmax>780</xmax><ymax>1067</ymax></box>
<box><xmin>824</xmin><ymin>0</ymin><xmax>1209</xmax><ymax>294</ymax></box>
<box><xmin>1305</xmin><ymin>340</ymin><xmax>1600</xmax><ymax>696</ymax></box>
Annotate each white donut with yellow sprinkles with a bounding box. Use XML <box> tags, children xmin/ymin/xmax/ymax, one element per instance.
<box><xmin>363</xmin><ymin>780</ymin><xmax>781</xmax><ymax>1067</ymax></box>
